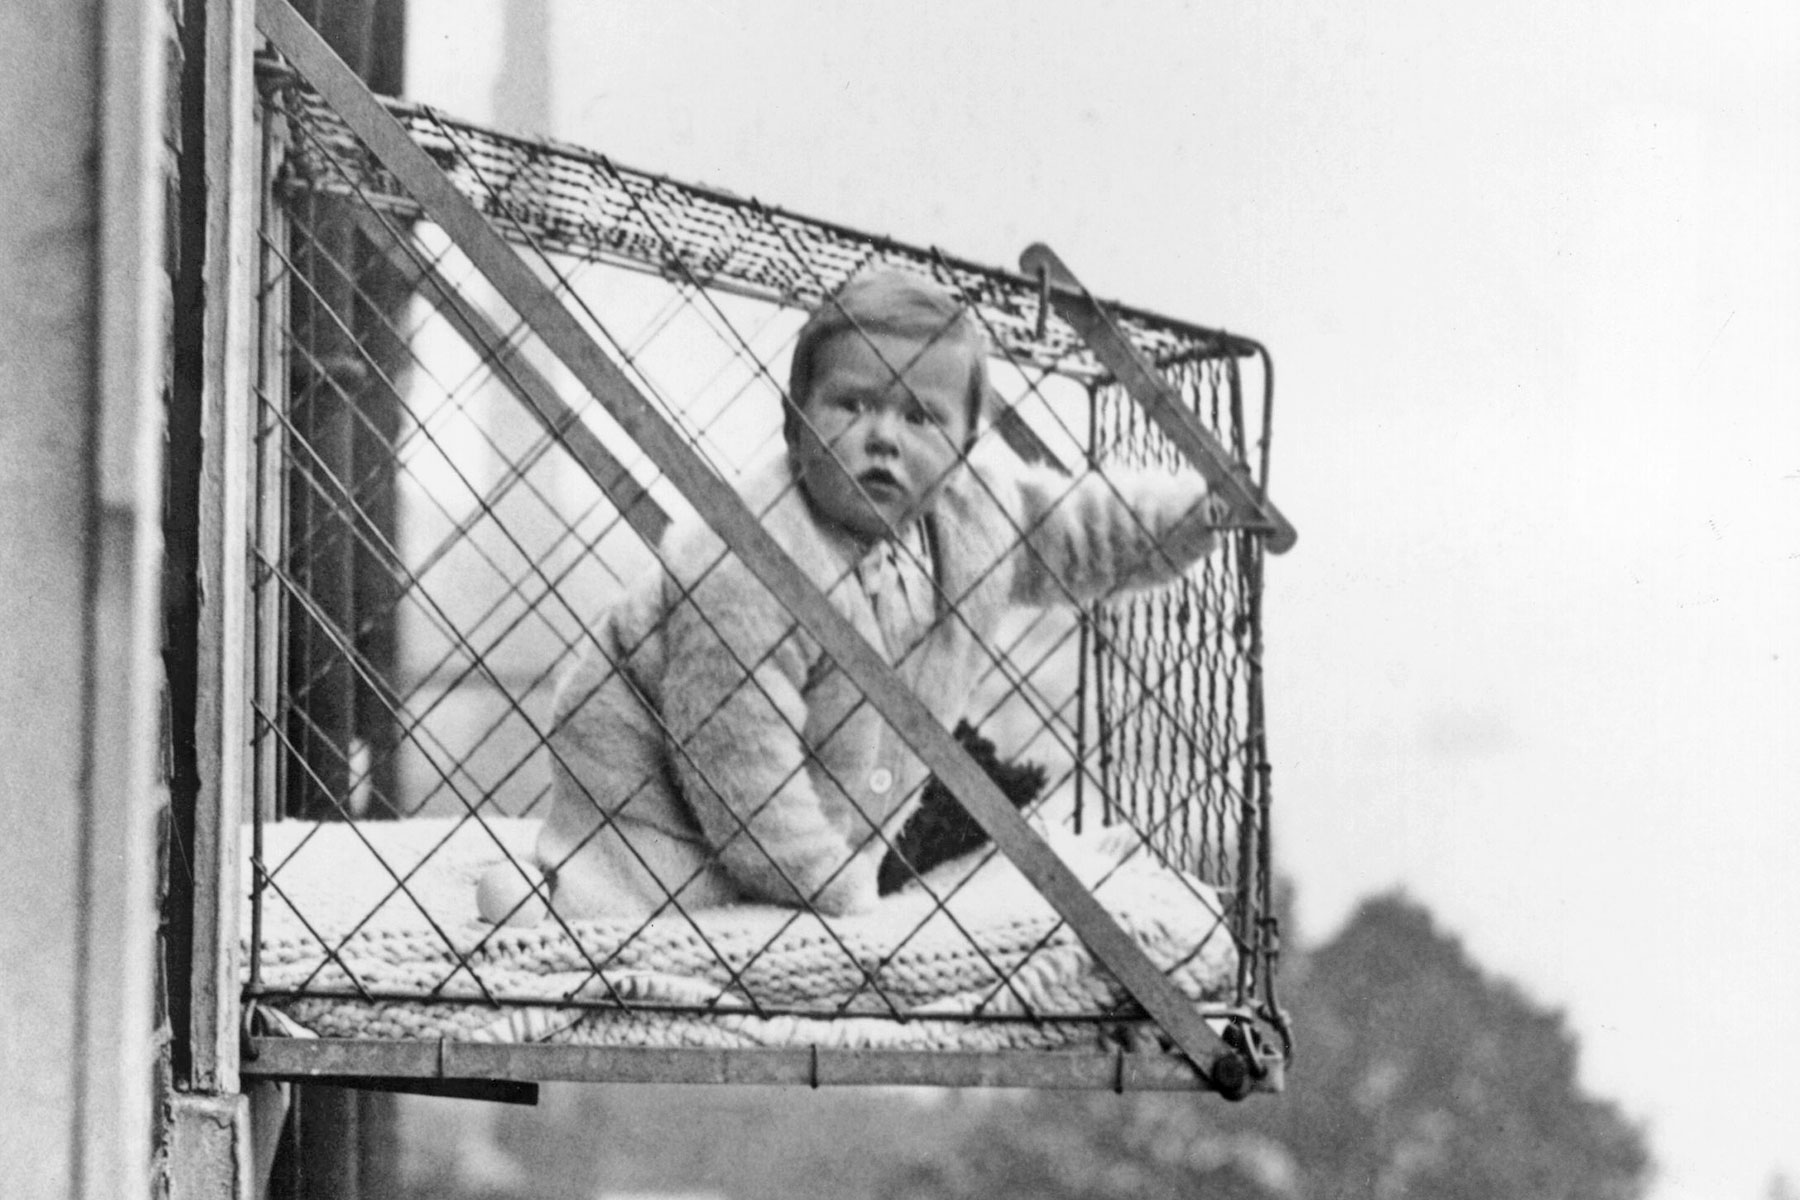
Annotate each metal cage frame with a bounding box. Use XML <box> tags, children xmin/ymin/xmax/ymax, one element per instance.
<box><xmin>232</xmin><ymin>0</ymin><xmax>1294</xmax><ymax>1099</ymax></box>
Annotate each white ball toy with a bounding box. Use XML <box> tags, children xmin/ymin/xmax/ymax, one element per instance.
<box><xmin>476</xmin><ymin>862</ymin><xmax>549</xmax><ymax>927</ymax></box>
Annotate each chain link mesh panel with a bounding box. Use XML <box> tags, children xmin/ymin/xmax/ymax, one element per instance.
<box><xmin>245</xmin><ymin>66</ymin><xmax>1282</xmax><ymax>1076</ymax></box>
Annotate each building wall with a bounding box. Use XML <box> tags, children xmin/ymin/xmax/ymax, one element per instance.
<box><xmin>0</xmin><ymin>0</ymin><xmax>169</xmax><ymax>1197</ymax></box>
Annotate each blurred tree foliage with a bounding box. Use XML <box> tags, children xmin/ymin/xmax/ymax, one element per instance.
<box><xmin>400</xmin><ymin>891</ymin><xmax>1651</xmax><ymax>1200</ymax></box>
<box><xmin>890</xmin><ymin>892</ymin><xmax>1651</xmax><ymax>1200</ymax></box>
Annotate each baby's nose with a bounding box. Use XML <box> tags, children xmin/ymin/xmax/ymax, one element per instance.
<box><xmin>863</xmin><ymin>408</ymin><xmax>901</xmax><ymax>449</ymax></box>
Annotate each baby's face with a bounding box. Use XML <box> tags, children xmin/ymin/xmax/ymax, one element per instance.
<box><xmin>792</xmin><ymin>328</ymin><xmax>973</xmax><ymax>543</ymax></box>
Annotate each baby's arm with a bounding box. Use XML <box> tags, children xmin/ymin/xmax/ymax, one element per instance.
<box><xmin>658</xmin><ymin>551</ymin><xmax>878</xmax><ymax>916</ymax></box>
<box><xmin>999</xmin><ymin>456</ymin><xmax>1228</xmax><ymax>607</ymax></box>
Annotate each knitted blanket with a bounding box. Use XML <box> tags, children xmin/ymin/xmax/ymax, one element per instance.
<box><xmin>244</xmin><ymin>817</ymin><xmax>1237</xmax><ymax>1051</ymax></box>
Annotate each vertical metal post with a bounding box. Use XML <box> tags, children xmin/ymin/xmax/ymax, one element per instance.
<box><xmin>1085</xmin><ymin>379</ymin><xmax>1117</xmax><ymax>830</ymax></box>
<box><xmin>1072</xmin><ymin>373</ymin><xmax>1105</xmax><ymax>836</ymax></box>
<box><xmin>248</xmin><ymin>55</ymin><xmax>294</xmax><ymax>996</ymax></box>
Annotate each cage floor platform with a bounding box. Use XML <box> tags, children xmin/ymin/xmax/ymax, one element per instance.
<box><xmin>242</xmin><ymin>816</ymin><xmax>1240</xmax><ymax>1087</ymax></box>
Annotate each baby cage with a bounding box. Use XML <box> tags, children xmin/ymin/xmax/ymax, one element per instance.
<box><xmin>238</xmin><ymin>0</ymin><xmax>1295</xmax><ymax>1100</ymax></box>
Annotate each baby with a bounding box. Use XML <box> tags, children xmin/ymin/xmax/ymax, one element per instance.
<box><xmin>478</xmin><ymin>270</ymin><xmax>1228</xmax><ymax>925</ymax></box>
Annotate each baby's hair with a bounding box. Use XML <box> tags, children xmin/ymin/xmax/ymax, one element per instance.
<box><xmin>785</xmin><ymin>270</ymin><xmax>991</xmax><ymax>449</ymax></box>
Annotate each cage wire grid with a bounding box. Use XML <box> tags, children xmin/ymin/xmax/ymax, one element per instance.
<box><xmin>244</xmin><ymin>65</ymin><xmax>1283</xmax><ymax>1072</ymax></box>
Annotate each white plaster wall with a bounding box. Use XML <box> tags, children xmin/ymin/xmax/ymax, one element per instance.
<box><xmin>0</xmin><ymin>0</ymin><xmax>165</xmax><ymax>1197</ymax></box>
<box><xmin>0</xmin><ymin>0</ymin><xmax>106</xmax><ymax>1188</ymax></box>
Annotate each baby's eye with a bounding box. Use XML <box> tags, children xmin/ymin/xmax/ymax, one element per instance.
<box><xmin>834</xmin><ymin>394</ymin><xmax>867</xmax><ymax>414</ymax></box>
<box><xmin>904</xmin><ymin>408</ymin><xmax>931</xmax><ymax>426</ymax></box>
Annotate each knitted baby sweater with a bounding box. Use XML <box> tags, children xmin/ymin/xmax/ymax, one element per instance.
<box><xmin>533</xmin><ymin>442</ymin><xmax>1220</xmax><ymax>918</ymax></box>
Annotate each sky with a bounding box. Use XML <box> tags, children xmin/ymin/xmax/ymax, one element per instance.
<box><xmin>408</xmin><ymin>3</ymin><xmax>1799</xmax><ymax>1196</ymax></box>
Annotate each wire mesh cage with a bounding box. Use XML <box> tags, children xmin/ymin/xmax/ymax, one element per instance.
<box><xmin>242</xmin><ymin>25</ymin><xmax>1287</xmax><ymax>1093</ymax></box>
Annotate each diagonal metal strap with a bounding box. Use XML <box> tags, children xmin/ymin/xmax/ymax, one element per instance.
<box><xmin>1020</xmin><ymin>243</ymin><xmax>1297</xmax><ymax>555</ymax></box>
<box><xmin>257</xmin><ymin>0</ymin><xmax>1246</xmax><ymax>1092</ymax></box>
